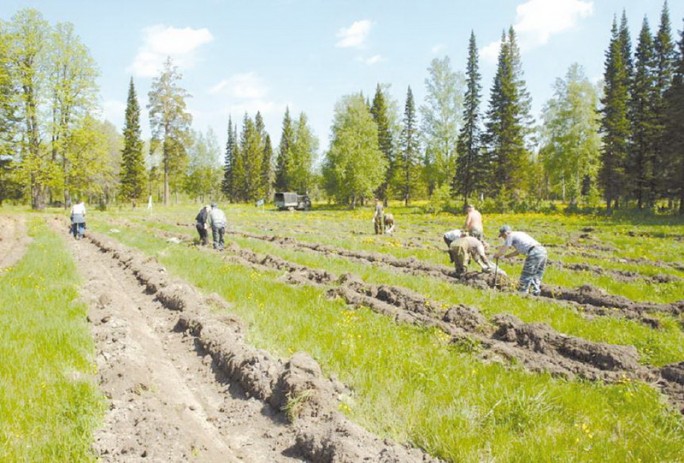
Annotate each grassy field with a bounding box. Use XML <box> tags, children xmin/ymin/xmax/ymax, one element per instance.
<box><xmin>0</xmin><ymin>217</ymin><xmax>104</xmax><ymax>462</ymax></box>
<box><xmin>85</xmin><ymin>202</ymin><xmax>684</xmax><ymax>462</ymax></box>
<box><xmin>3</xmin><ymin>202</ymin><xmax>683</xmax><ymax>462</ymax></box>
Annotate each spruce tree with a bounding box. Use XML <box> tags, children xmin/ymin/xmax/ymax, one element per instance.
<box><xmin>222</xmin><ymin>117</ymin><xmax>236</xmax><ymax>200</ymax></box>
<box><xmin>629</xmin><ymin>18</ymin><xmax>657</xmax><ymax>209</ymax></box>
<box><xmin>119</xmin><ymin>78</ymin><xmax>146</xmax><ymax>207</ymax></box>
<box><xmin>395</xmin><ymin>86</ymin><xmax>421</xmax><ymax>205</ymax></box>
<box><xmin>455</xmin><ymin>31</ymin><xmax>483</xmax><ymax>202</ymax></box>
<box><xmin>370</xmin><ymin>84</ymin><xmax>394</xmax><ymax>204</ymax></box>
<box><xmin>663</xmin><ymin>23</ymin><xmax>684</xmax><ymax>213</ymax></box>
<box><xmin>275</xmin><ymin>107</ymin><xmax>294</xmax><ymax>191</ymax></box>
<box><xmin>652</xmin><ymin>1</ymin><xmax>676</xmax><ymax>203</ymax></box>
<box><xmin>599</xmin><ymin>18</ymin><xmax>631</xmax><ymax>210</ymax></box>
<box><xmin>261</xmin><ymin>133</ymin><xmax>273</xmax><ymax>201</ymax></box>
<box><xmin>482</xmin><ymin>28</ymin><xmax>532</xmax><ymax>200</ymax></box>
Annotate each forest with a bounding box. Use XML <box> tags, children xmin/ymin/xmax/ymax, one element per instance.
<box><xmin>0</xmin><ymin>4</ymin><xmax>683</xmax><ymax>214</ymax></box>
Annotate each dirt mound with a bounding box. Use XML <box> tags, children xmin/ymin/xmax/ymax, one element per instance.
<box><xmin>541</xmin><ymin>284</ymin><xmax>683</xmax><ymax>319</ymax></box>
<box><xmin>492</xmin><ymin>314</ymin><xmax>643</xmax><ymax>373</ymax></box>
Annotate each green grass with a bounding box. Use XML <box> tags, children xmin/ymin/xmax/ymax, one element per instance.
<box><xmin>0</xmin><ymin>218</ymin><xmax>104</xmax><ymax>462</ymax></box>
<box><xmin>93</xmin><ymin>218</ymin><xmax>684</xmax><ymax>463</ymax></box>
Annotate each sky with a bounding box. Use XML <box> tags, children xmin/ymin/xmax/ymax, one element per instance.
<box><xmin>2</xmin><ymin>0</ymin><xmax>683</xmax><ymax>156</ymax></box>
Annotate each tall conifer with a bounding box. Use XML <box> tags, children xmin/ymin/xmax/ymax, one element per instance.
<box><xmin>663</xmin><ymin>22</ymin><xmax>684</xmax><ymax>213</ymax></box>
<box><xmin>455</xmin><ymin>31</ymin><xmax>483</xmax><ymax>202</ymax></box>
<box><xmin>629</xmin><ymin>18</ymin><xmax>657</xmax><ymax>209</ymax></box>
<box><xmin>119</xmin><ymin>78</ymin><xmax>145</xmax><ymax>206</ymax></box>
<box><xmin>599</xmin><ymin>18</ymin><xmax>631</xmax><ymax>210</ymax></box>
<box><xmin>395</xmin><ymin>86</ymin><xmax>421</xmax><ymax>205</ymax></box>
<box><xmin>370</xmin><ymin>84</ymin><xmax>394</xmax><ymax>204</ymax></box>
<box><xmin>482</xmin><ymin>28</ymin><xmax>532</xmax><ymax>199</ymax></box>
<box><xmin>652</xmin><ymin>2</ymin><xmax>676</xmax><ymax>202</ymax></box>
<box><xmin>275</xmin><ymin>108</ymin><xmax>294</xmax><ymax>191</ymax></box>
<box><xmin>222</xmin><ymin>117</ymin><xmax>236</xmax><ymax>200</ymax></box>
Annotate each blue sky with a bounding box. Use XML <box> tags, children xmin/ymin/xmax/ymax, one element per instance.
<box><xmin>3</xmin><ymin>0</ymin><xmax>682</xmax><ymax>154</ymax></box>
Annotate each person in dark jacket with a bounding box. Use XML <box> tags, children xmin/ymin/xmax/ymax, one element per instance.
<box><xmin>195</xmin><ymin>205</ymin><xmax>210</xmax><ymax>245</ymax></box>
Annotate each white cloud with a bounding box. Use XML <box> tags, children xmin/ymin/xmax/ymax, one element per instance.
<box><xmin>515</xmin><ymin>0</ymin><xmax>593</xmax><ymax>48</ymax></box>
<box><xmin>480</xmin><ymin>40</ymin><xmax>502</xmax><ymax>64</ymax></box>
<box><xmin>128</xmin><ymin>25</ymin><xmax>214</xmax><ymax>77</ymax></box>
<box><xmin>336</xmin><ymin>19</ymin><xmax>372</xmax><ymax>48</ymax></box>
<box><xmin>480</xmin><ymin>0</ymin><xmax>592</xmax><ymax>63</ymax></box>
<box><xmin>209</xmin><ymin>72</ymin><xmax>268</xmax><ymax>100</ymax></box>
<box><xmin>362</xmin><ymin>54</ymin><xmax>383</xmax><ymax>65</ymax></box>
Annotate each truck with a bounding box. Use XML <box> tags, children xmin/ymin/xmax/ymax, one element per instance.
<box><xmin>274</xmin><ymin>192</ymin><xmax>311</xmax><ymax>211</ymax></box>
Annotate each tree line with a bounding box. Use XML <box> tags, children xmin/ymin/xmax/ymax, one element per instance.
<box><xmin>1</xmin><ymin>5</ymin><xmax>683</xmax><ymax>213</ymax></box>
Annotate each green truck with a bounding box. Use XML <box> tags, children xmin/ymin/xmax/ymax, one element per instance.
<box><xmin>274</xmin><ymin>192</ymin><xmax>311</xmax><ymax>211</ymax></box>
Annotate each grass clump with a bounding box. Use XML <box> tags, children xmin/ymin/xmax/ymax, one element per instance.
<box><xmin>0</xmin><ymin>219</ymin><xmax>104</xmax><ymax>462</ymax></box>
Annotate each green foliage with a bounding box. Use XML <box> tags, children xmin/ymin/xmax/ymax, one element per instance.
<box><xmin>420</xmin><ymin>57</ymin><xmax>464</xmax><ymax>194</ymax></box>
<box><xmin>323</xmin><ymin>93</ymin><xmax>387</xmax><ymax>207</ymax></box>
<box><xmin>147</xmin><ymin>57</ymin><xmax>192</xmax><ymax>205</ymax></box>
<box><xmin>183</xmin><ymin>128</ymin><xmax>223</xmax><ymax>202</ymax></box>
<box><xmin>290</xmin><ymin>112</ymin><xmax>317</xmax><ymax>194</ymax></box>
<box><xmin>540</xmin><ymin>63</ymin><xmax>601</xmax><ymax>205</ymax></box>
<box><xmin>0</xmin><ymin>219</ymin><xmax>104</xmax><ymax>461</ymax></box>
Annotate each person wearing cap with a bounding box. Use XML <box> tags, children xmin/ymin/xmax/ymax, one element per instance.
<box><xmin>463</xmin><ymin>204</ymin><xmax>484</xmax><ymax>241</ymax></box>
<box><xmin>195</xmin><ymin>204</ymin><xmax>211</xmax><ymax>246</ymax></box>
<box><xmin>449</xmin><ymin>235</ymin><xmax>492</xmax><ymax>277</ymax></box>
<box><xmin>207</xmin><ymin>202</ymin><xmax>227</xmax><ymax>250</ymax></box>
<box><xmin>493</xmin><ymin>225</ymin><xmax>547</xmax><ymax>296</ymax></box>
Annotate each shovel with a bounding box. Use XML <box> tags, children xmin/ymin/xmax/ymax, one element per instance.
<box><xmin>492</xmin><ymin>256</ymin><xmax>500</xmax><ymax>289</ymax></box>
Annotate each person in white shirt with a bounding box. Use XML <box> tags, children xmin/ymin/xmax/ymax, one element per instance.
<box><xmin>443</xmin><ymin>229</ymin><xmax>462</xmax><ymax>248</ymax></box>
<box><xmin>493</xmin><ymin>225</ymin><xmax>547</xmax><ymax>296</ymax></box>
<box><xmin>70</xmin><ymin>200</ymin><xmax>86</xmax><ymax>239</ymax></box>
<box><xmin>207</xmin><ymin>202</ymin><xmax>227</xmax><ymax>250</ymax></box>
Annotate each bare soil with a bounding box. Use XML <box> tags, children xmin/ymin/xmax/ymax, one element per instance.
<box><xmin>41</xmin><ymin>217</ymin><xmax>437</xmax><ymax>463</ymax></box>
<box><xmin>0</xmin><ymin>215</ymin><xmax>31</xmax><ymax>270</ymax></box>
